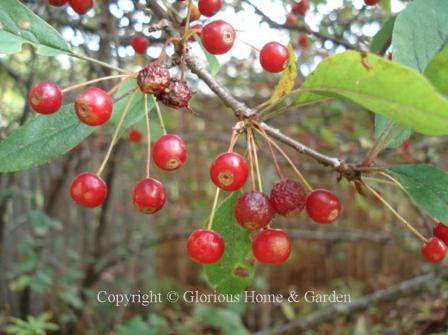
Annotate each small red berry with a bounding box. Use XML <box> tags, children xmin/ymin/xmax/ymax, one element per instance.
<box><xmin>152</xmin><ymin>134</ymin><xmax>187</xmax><ymax>171</ymax></box>
<box><xmin>201</xmin><ymin>20</ymin><xmax>236</xmax><ymax>55</ymax></box>
<box><xmin>69</xmin><ymin>0</ymin><xmax>93</xmax><ymax>15</ymax></box>
<box><xmin>298</xmin><ymin>34</ymin><xmax>309</xmax><ymax>49</ymax></box>
<box><xmin>198</xmin><ymin>0</ymin><xmax>222</xmax><ymax>17</ymax></box>
<box><xmin>285</xmin><ymin>14</ymin><xmax>297</xmax><ymax>25</ymax></box>
<box><xmin>433</xmin><ymin>222</ymin><xmax>448</xmax><ymax>245</ymax></box>
<box><xmin>70</xmin><ymin>172</ymin><xmax>107</xmax><ymax>208</ymax></box>
<box><xmin>259</xmin><ymin>42</ymin><xmax>289</xmax><ymax>73</ymax></box>
<box><xmin>29</xmin><ymin>81</ymin><xmax>63</xmax><ymax>115</ymax></box>
<box><xmin>234</xmin><ymin>192</ymin><xmax>273</xmax><ymax>230</ymax></box>
<box><xmin>364</xmin><ymin>0</ymin><xmax>381</xmax><ymax>5</ymax></box>
<box><xmin>210</xmin><ymin>152</ymin><xmax>249</xmax><ymax>191</ymax></box>
<box><xmin>131</xmin><ymin>35</ymin><xmax>149</xmax><ymax>54</ymax></box>
<box><xmin>137</xmin><ymin>63</ymin><xmax>171</xmax><ymax>95</ymax></box>
<box><xmin>156</xmin><ymin>79</ymin><xmax>193</xmax><ymax>110</ymax></box>
<box><xmin>306</xmin><ymin>189</ymin><xmax>341</xmax><ymax>224</ymax></box>
<box><xmin>48</xmin><ymin>0</ymin><xmax>68</xmax><ymax>6</ymax></box>
<box><xmin>74</xmin><ymin>87</ymin><xmax>113</xmax><ymax>126</ymax></box>
<box><xmin>187</xmin><ymin>229</ymin><xmax>224</xmax><ymax>264</ymax></box>
<box><xmin>127</xmin><ymin>128</ymin><xmax>143</xmax><ymax>143</ymax></box>
<box><xmin>132</xmin><ymin>178</ymin><xmax>166</xmax><ymax>214</ymax></box>
<box><xmin>252</xmin><ymin>229</ymin><xmax>291</xmax><ymax>264</ymax></box>
<box><xmin>421</xmin><ymin>237</ymin><xmax>447</xmax><ymax>263</ymax></box>
<box><xmin>292</xmin><ymin>0</ymin><xmax>309</xmax><ymax>16</ymax></box>
<box><xmin>270</xmin><ymin>179</ymin><xmax>306</xmax><ymax>216</ymax></box>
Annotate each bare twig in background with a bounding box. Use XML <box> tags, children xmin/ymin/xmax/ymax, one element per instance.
<box><xmin>254</xmin><ymin>272</ymin><xmax>438</xmax><ymax>335</ymax></box>
<box><xmin>243</xmin><ymin>0</ymin><xmax>359</xmax><ymax>51</ymax></box>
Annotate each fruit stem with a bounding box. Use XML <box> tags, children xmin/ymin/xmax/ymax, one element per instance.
<box><xmin>207</xmin><ymin>187</ymin><xmax>221</xmax><ymax>230</ymax></box>
<box><xmin>254</xmin><ymin>127</ymin><xmax>313</xmax><ymax>192</ymax></box>
<box><xmin>227</xmin><ymin>130</ymin><xmax>240</xmax><ymax>152</ymax></box>
<box><xmin>377</xmin><ymin>172</ymin><xmax>406</xmax><ymax>192</ymax></box>
<box><xmin>96</xmin><ymin>89</ymin><xmax>138</xmax><ymax>177</ymax></box>
<box><xmin>70</xmin><ymin>52</ymin><xmax>131</xmax><ymax>75</ymax></box>
<box><xmin>61</xmin><ymin>75</ymin><xmax>130</xmax><ymax>94</ymax></box>
<box><xmin>144</xmin><ymin>94</ymin><xmax>152</xmax><ymax>179</ymax></box>
<box><xmin>249</xmin><ymin>127</ymin><xmax>263</xmax><ymax>192</ymax></box>
<box><xmin>157</xmin><ymin>36</ymin><xmax>177</xmax><ymax>65</ymax></box>
<box><xmin>182</xmin><ymin>0</ymin><xmax>193</xmax><ymax>43</ymax></box>
<box><xmin>237</xmin><ymin>37</ymin><xmax>261</xmax><ymax>52</ymax></box>
<box><xmin>361</xmin><ymin>178</ymin><xmax>427</xmax><ymax>243</ymax></box>
<box><xmin>252</xmin><ymin>122</ymin><xmax>284</xmax><ymax>180</ymax></box>
<box><xmin>376</xmin><ymin>172</ymin><xmax>440</xmax><ymax>225</ymax></box>
<box><xmin>152</xmin><ymin>95</ymin><xmax>168</xmax><ymax>135</ymax></box>
<box><xmin>247</xmin><ymin>129</ymin><xmax>256</xmax><ymax>192</ymax></box>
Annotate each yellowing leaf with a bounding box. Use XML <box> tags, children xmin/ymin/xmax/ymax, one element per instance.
<box><xmin>270</xmin><ymin>44</ymin><xmax>297</xmax><ymax>104</ymax></box>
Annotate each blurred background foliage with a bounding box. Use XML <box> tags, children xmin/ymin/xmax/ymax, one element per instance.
<box><xmin>1</xmin><ymin>0</ymin><xmax>448</xmax><ymax>334</ymax></box>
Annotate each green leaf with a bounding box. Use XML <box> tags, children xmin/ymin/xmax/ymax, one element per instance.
<box><xmin>369</xmin><ymin>16</ymin><xmax>396</xmax><ymax>54</ymax></box>
<box><xmin>376</xmin><ymin>0</ymin><xmax>448</xmax><ymax>146</ymax></box>
<box><xmin>61</xmin><ymin>290</ymin><xmax>84</xmax><ymax>309</ymax></box>
<box><xmin>194</xmin><ymin>305</ymin><xmax>250</xmax><ymax>335</ymax></box>
<box><xmin>195</xmin><ymin>36</ymin><xmax>220</xmax><ymax>76</ymax></box>
<box><xmin>204</xmin><ymin>193</ymin><xmax>254</xmax><ymax>294</ymax></box>
<box><xmin>293</xmin><ymin>51</ymin><xmax>448</xmax><ymax>136</ymax></box>
<box><xmin>0</xmin><ymin>105</ymin><xmax>94</xmax><ymax>172</ymax></box>
<box><xmin>389</xmin><ymin>164</ymin><xmax>448</xmax><ymax>224</ymax></box>
<box><xmin>0</xmin><ymin>0</ymin><xmax>70</xmax><ymax>56</ymax></box>
<box><xmin>425</xmin><ymin>47</ymin><xmax>448</xmax><ymax>96</ymax></box>
<box><xmin>392</xmin><ymin>0</ymin><xmax>448</xmax><ymax>73</ymax></box>
<box><xmin>270</xmin><ymin>44</ymin><xmax>297</xmax><ymax>104</ymax></box>
<box><xmin>29</xmin><ymin>267</ymin><xmax>53</xmax><ymax>293</ymax></box>
<box><xmin>28</xmin><ymin>210</ymin><xmax>62</xmax><ymax>236</ymax></box>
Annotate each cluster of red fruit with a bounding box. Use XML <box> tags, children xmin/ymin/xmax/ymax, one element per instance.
<box><xmin>28</xmin><ymin>61</ymin><xmax>194</xmax><ymax>215</ymax></box>
<box><xmin>195</xmin><ymin>0</ymin><xmax>290</xmax><ymax>73</ymax></box>
<box><xmin>28</xmin><ymin>81</ymin><xmax>113</xmax><ymax>125</ymax></box>
<box><xmin>47</xmin><ymin>0</ymin><xmax>93</xmax><ymax>15</ymax></box>
<box><xmin>69</xmin><ymin>130</ymin><xmax>186</xmax><ymax>214</ymax></box>
<box><xmin>187</xmin><ymin>150</ymin><xmax>342</xmax><ymax>265</ymax></box>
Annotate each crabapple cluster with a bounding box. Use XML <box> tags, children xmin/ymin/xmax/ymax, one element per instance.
<box><xmin>196</xmin><ymin>1</ymin><xmax>290</xmax><ymax>73</ymax></box>
<box><xmin>28</xmin><ymin>65</ymin><xmax>190</xmax><ymax>215</ymax></box>
<box><xmin>28</xmin><ymin>81</ymin><xmax>112</xmax><ymax>125</ymax></box>
<box><xmin>43</xmin><ymin>0</ymin><xmax>435</xmax><ymax>272</ymax></box>
<box><xmin>187</xmin><ymin>136</ymin><xmax>342</xmax><ymax>266</ymax></box>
